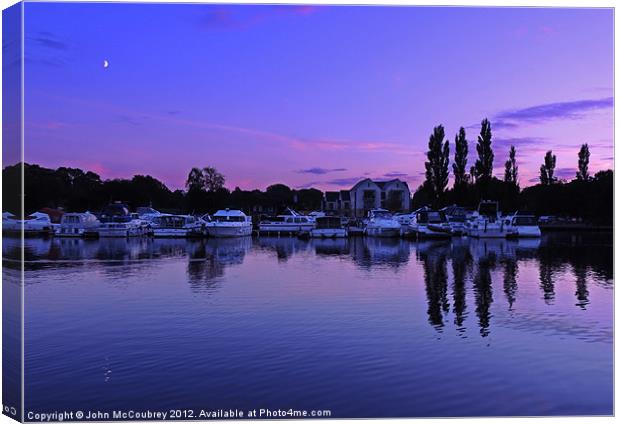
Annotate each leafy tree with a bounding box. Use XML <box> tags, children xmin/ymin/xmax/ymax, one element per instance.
<box><xmin>539</xmin><ymin>150</ymin><xmax>557</xmax><ymax>185</ymax></box>
<box><xmin>203</xmin><ymin>166</ymin><xmax>225</xmax><ymax>192</ymax></box>
<box><xmin>576</xmin><ymin>143</ymin><xmax>590</xmax><ymax>181</ymax></box>
<box><xmin>424</xmin><ymin>125</ymin><xmax>450</xmax><ymax>203</ymax></box>
<box><xmin>452</xmin><ymin>127</ymin><xmax>468</xmax><ymax>188</ymax></box>
<box><xmin>474</xmin><ymin>118</ymin><xmax>494</xmax><ymax>181</ymax></box>
<box><xmin>503</xmin><ymin>145</ymin><xmax>519</xmax><ymax>188</ymax></box>
<box><xmin>186</xmin><ymin>167</ymin><xmax>205</xmax><ymax>192</ymax></box>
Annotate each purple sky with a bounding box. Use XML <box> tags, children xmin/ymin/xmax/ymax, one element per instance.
<box><xmin>21</xmin><ymin>3</ymin><xmax>613</xmax><ymax>191</ymax></box>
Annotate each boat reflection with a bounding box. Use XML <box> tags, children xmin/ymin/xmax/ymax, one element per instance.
<box><xmin>6</xmin><ymin>232</ymin><xmax>611</xmax><ymax>336</ymax></box>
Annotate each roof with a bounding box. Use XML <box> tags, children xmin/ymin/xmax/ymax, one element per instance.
<box><xmin>213</xmin><ymin>209</ymin><xmax>247</xmax><ymax>217</ymax></box>
<box><xmin>350</xmin><ymin>178</ymin><xmax>409</xmax><ymax>191</ymax></box>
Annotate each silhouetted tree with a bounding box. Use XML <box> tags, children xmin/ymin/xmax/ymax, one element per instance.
<box><xmin>539</xmin><ymin>150</ymin><xmax>557</xmax><ymax>185</ymax></box>
<box><xmin>474</xmin><ymin>118</ymin><xmax>494</xmax><ymax>182</ymax></box>
<box><xmin>452</xmin><ymin>127</ymin><xmax>468</xmax><ymax>188</ymax></box>
<box><xmin>203</xmin><ymin>167</ymin><xmax>225</xmax><ymax>192</ymax></box>
<box><xmin>504</xmin><ymin>145</ymin><xmax>519</xmax><ymax>188</ymax></box>
<box><xmin>424</xmin><ymin>125</ymin><xmax>450</xmax><ymax>205</ymax></box>
<box><xmin>576</xmin><ymin>143</ymin><xmax>590</xmax><ymax>181</ymax></box>
<box><xmin>186</xmin><ymin>167</ymin><xmax>205</xmax><ymax>192</ymax></box>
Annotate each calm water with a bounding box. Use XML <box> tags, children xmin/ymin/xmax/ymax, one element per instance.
<box><xmin>3</xmin><ymin>233</ymin><xmax>613</xmax><ymax>418</ymax></box>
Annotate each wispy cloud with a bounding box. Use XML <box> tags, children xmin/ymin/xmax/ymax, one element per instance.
<box><xmin>31</xmin><ymin>31</ymin><xmax>68</xmax><ymax>50</ymax></box>
<box><xmin>495</xmin><ymin>97</ymin><xmax>613</xmax><ymax>125</ymax></box>
<box><xmin>197</xmin><ymin>5</ymin><xmax>320</xmax><ymax>31</ymax></box>
<box><xmin>383</xmin><ymin>171</ymin><xmax>408</xmax><ymax>178</ymax></box>
<box><xmin>325</xmin><ymin>176</ymin><xmax>365</xmax><ymax>187</ymax></box>
<box><xmin>296</xmin><ymin>167</ymin><xmax>347</xmax><ymax>175</ymax></box>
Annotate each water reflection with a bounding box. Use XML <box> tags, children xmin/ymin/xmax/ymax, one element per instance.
<box><xmin>418</xmin><ymin>241</ymin><xmax>450</xmax><ymax>330</ymax></box>
<box><xmin>351</xmin><ymin>237</ymin><xmax>410</xmax><ymax>270</ymax></box>
<box><xmin>187</xmin><ymin>238</ymin><xmax>251</xmax><ymax>293</ymax></box>
<box><xmin>6</xmin><ymin>232</ymin><xmax>613</xmax><ymax>336</ymax></box>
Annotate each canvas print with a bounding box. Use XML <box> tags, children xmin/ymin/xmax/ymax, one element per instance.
<box><xmin>2</xmin><ymin>2</ymin><xmax>614</xmax><ymax>421</ymax></box>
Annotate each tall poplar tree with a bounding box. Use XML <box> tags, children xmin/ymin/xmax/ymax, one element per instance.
<box><xmin>474</xmin><ymin>118</ymin><xmax>494</xmax><ymax>181</ymax></box>
<box><xmin>503</xmin><ymin>145</ymin><xmax>518</xmax><ymax>188</ymax></box>
<box><xmin>576</xmin><ymin>143</ymin><xmax>590</xmax><ymax>181</ymax></box>
<box><xmin>424</xmin><ymin>125</ymin><xmax>450</xmax><ymax>202</ymax></box>
<box><xmin>452</xmin><ymin>127</ymin><xmax>468</xmax><ymax>188</ymax></box>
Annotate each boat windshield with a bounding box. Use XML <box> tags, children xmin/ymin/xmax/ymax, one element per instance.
<box><xmin>427</xmin><ymin>212</ymin><xmax>446</xmax><ymax>223</ymax></box>
<box><xmin>154</xmin><ymin>216</ymin><xmax>188</xmax><ymax>227</ymax></box>
<box><xmin>213</xmin><ymin>216</ymin><xmax>246</xmax><ymax>222</ymax></box>
<box><xmin>514</xmin><ymin>216</ymin><xmax>538</xmax><ymax>226</ymax></box>
<box><xmin>372</xmin><ymin>211</ymin><xmax>392</xmax><ymax>219</ymax></box>
<box><xmin>63</xmin><ymin>216</ymin><xmax>81</xmax><ymax>224</ymax></box>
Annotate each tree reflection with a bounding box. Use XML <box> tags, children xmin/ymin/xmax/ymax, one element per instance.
<box><xmin>418</xmin><ymin>241</ymin><xmax>450</xmax><ymax>331</ymax></box>
<box><xmin>470</xmin><ymin>240</ymin><xmax>497</xmax><ymax>337</ymax></box>
<box><xmin>502</xmin><ymin>258</ymin><xmax>518</xmax><ymax>310</ymax></box>
<box><xmin>574</xmin><ymin>265</ymin><xmax>590</xmax><ymax>309</ymax></box>
<box><xmin>450</xmin><ymin>239</ymin><xmax>471</xmax><ymax>329</ymax></box>
<box><xmin>538</xmin><ymin>258</ymin><xmax>556</xmax><ymax>305</ymax></box>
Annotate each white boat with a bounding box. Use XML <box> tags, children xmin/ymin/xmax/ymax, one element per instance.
<box><xmin>97</xmin><ymin>203</ymin><xmax>151</xmax><ymax>238</ymax></box>
<box><xmin>2</xmin><ymin>211</ymin><xmax>55</xmax><ymax>236</ymax></box>
<box><xmin>57</xmin><ymin>212</ymin><xmax>100</xmax><ymax>237</ymax></box>
<box><xmin>258</xmin><ymin>208</ymin><xmax>314</xmax><ymax>235</ymax></box>
<box><xmin>466</xmin><ymin>200</ymin><xmax>508</xmax><ymax>238</ymax></box>
<box><xmin>441</xmin><ymin>205</ymin><xmax>468</xmax><ymax>236</ymax></box>
<box><xmin>309</xmin><ymin>216</ymin><xmax>347</xmax><ymax>238</ymax></box>
<box><xmin>505</xmin><ymin>211</ymin><xmax>541</xmax><ymax>238</ymax></box>
<box><xmin>206</xmin><ymin>209</ymin><xmax>253</xmax><ymax>237</ymax></box>
<box><xmin>136</xmin><ymin>206</ymin><xmax>163</xmax><ymax>222</ymax></box>
<box><xmin>394</xmin><ymin>212</ymin><xmax>415</xmax><ymax>226</ymax></box>
<box><xmin>364</xmin><ymin>209</ymin><xmax>401</xmax><ymax>237</ymax></box>
<box><xmin>408</xmin><ymin>207</ymin><xmax>452</xmax><ymax>239</ymax></box>
<box><xmin>307</xmin><ymin>211</ymin><xmax>326</xmax><ymax>223</ymax></box>
<box><xmin>151</xmin><ymin>214</ymin><xmax>207</xmax><ymax>238</ymax></box>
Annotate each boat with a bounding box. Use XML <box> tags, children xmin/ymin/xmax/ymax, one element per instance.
<box><xmin>258</xmin><ymin>208</ymin><xmax>314</xmax><ymax>235</ymax></box>
<box><xmin>97</xmin><ymin>203</ymin><xmax>151</xmax><ymax>238</ymax></box>
<box><xmin>364</xmin><ymin>209</ymin><xmax>401</xmax><ymax>237</ymax></box>
<box><xmin>307</xmin><ymin>211</ymin><xmax>326</xmax><ymax>223</ymax></box>
<box><xmin>57</xmin><ymin>212</ymin><xmax>100</xmax><ymax>237</ymax></box>
<box><xmin>466</xmin><ymin>200</ymin><xmax>508</xmax><ymax>238</ymax></box>
<box><xmin>2</xmin><ymin>211</ymin><xmax>55</xmax><ymax>236</ymax></box>
<box><xmin>151</xmin><ymin>214</ymin><xmax>207</xmax><ymax>238</ymax></box>
<box><xmin>505</xmin><ymin>211</ymin><xmax>541</xmax><ymax>238</ymax></box>
<box><xmin>408</xmin><ymin>207</ymin><xmax>452</xmax><ymax>239</ymax></box>
<box><xmin>441</xmin><ymin>205</ymin><xmax>468</xmax><ymax>236</ymax></box>
<box><xmin>136</xmin><ymin>206</ymin><xmax>163</xmax><ymax>222</ymax></box>
<box><xmin>205</xmin><ymin>209</ymin><xmax>253</xmax><ymax>237</ymax></box>
<box><xmin>309</xmin><ymin>216</ymin><xmax>347</xmax><ymax>238</ymax></box>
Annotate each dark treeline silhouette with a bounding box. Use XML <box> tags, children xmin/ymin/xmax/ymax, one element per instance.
<box><xmin>2</xmin><ymin>120</ymin><xmax>613</xmax><ymax>225</ymax></box>
<box><xmin>2</xmin><ymin>163</ymin><xmax>322</xmax><ymax>216</ymax></box>
<box><xmin>413</xmin><ymin>119</ymin><xmax>613</xmax><ymax>224</ymax></box>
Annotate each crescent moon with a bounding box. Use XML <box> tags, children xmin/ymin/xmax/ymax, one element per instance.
<box><xmin>103</xmin><ymin>60</ymin><xmax>109</xmax><ymax>68</ymax></box>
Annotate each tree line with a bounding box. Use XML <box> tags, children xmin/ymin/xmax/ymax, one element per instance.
<box><xmin>2</xmin><ymin>163</ymin><xmax>323</xmax><ymax>217</ymax></box>
<box><xmin>415</xmin><ymin>118</ymin><xmax>612</xmax><ymax>224</ymax></box>
<box><xmin>2</xmin><ymin>120</ymin><xmax>612</xmax><ymax>224</ymax></box>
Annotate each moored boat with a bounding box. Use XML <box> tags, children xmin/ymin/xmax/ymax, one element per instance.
<box><xmin>309</xmin><ymin>216</ymin><xmax>347</xmax><ymax>238</ymax></box>
<box><xmin>466</xmin><ymin>200</ymin><xmax>508</xmax><ymax>238</ymax></box>
<box><xmin>258</xmin><ymin>208</ymin><xmax>314</xmax><ymax>235</ymax></box>
<box><xmin>408</xmin><ymin>207</ymin><xmax>452</xmax><ymax>239</ymax></box>
<box><xmin>2</xmin><ymin>211</ymin><xmax>55</xmax><ymax>236</ymax></box>
<box><xmin>97</xmin><ymin>203</ymin><xmax>151</xmax><ymax>238</ymax></box>
<box><xmin>364</xmin><ymin>209</ymin><xmax>401</xmax><ymax>237</ymax></box>
<box><xmin>151</xmin><ymin>214</ymin><xmax>207</xmax><ymax>238</ymax></box>
<box><xmin>505</xmin><ymin>211</ymin><xmax>541</xmax><ymax>238</ymax></box>
<box><xmin>206</xmin><ymin>209</ymin><xmax>253</xmax><ymax>237</ymax></box>
<box><xmin>57</xmin><ymin>212</ymin><xmax>100</xmax><ymax>237</ymax></box>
